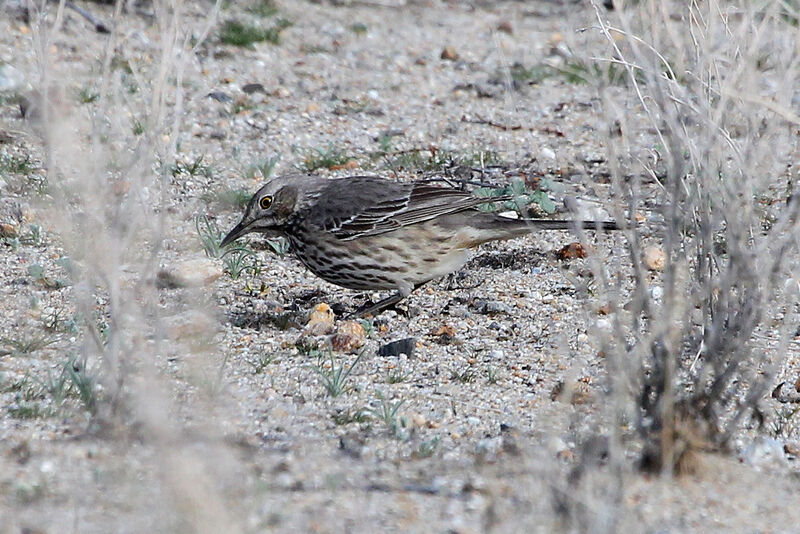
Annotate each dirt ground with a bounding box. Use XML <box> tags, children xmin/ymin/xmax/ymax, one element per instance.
<box><xmin>1</xmin><ymin>1</ymin><xmax>799</xmax><ymax>533</ymax></box>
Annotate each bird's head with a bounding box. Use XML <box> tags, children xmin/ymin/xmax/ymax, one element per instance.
<box><xmin>220</xmin><ymin>174</ymin><xmax>325</xmax><ymax>247</ymax></box>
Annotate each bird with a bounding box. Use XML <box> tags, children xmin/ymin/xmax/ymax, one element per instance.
<box><xmin>221</xmin><ymin>174</ymin><xmax>618</xmax><ymax>317</ymax></box>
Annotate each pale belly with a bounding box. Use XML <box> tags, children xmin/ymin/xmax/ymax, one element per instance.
<box><xmin>286</xmin><ymin>223</ymin><xmax>475</xmax><ymax>291</ymax></box>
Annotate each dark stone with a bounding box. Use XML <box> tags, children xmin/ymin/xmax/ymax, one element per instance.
<box><xmin>377</xmin><ymin>337</ymin><xmax>416</xmax><ymax>358</ymax></box>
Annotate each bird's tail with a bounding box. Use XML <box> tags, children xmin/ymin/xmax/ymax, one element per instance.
<box><xmin>510</xmin><ymin>219</ymin><xmax>620</xmax><ymax>231</ymax></box>
<box><xmin>449</xmin><ymin>211</ymin><xmax>620</xmax><ymax>247</ymax></box>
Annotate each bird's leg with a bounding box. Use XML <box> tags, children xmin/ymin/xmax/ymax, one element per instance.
<box><xmin>348</xmin><ymin>282</ymin><xmax>426</xmax><ymax>318</ymax></box>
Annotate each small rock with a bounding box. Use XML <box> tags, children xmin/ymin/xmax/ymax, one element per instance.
<box><xmin>209</xmin><ymin>129</ymin><xmax>226</xmax><ymax>140</ymax></box>
<box><xmin>206</xmin><ymin>91</ymin><xmax>232</xmax><ymax>103</ymax></box>
<box><xmin>112</xmin><ymin>179</ymin><xmax>130</xmax><ymax>196</ymax></box>
<box><xmin>430</xmin><ymin>324</ymin><xmax>456</xmax><ymax>344</ymax></box>
<box><xmin>305</xmin><ymin>303</ymin><xmax>335</xmax><ymax>335</ymax></box>
<box><xmin>0</xmin><ymin>221</ymin><xmax>19</xmax><ymax>237</ymax></box>
<box><xmin>241</xmin><ymin>83</ymin><xmax>266</xmax><ymax>94</ymax></box>
<box><xmin>540</xmin><ymin>146</ymin><xmax>557</xmax><ymax>160</ymax></box>
<box><xmin>411</xmin><ymin>413</ymin><xmax>426</xmax><ymax>427</ymax></box>
<box><xmin>650</xmin><ymin>285</ymin><xmax>664</xmax><ymax>300</ymax></box>
<box><xmin>556</xmin><ymin>242</ymin><xmax>588</xmax><ymax>260</ymax></box>
<box><xmin>440</xmin><ymin>46</ymin><xmax>459</xmax><ymax>61</ymax></box>
<box><xmin>377</xmin><ymin>337</ymin><xmax>416</xmax><ymax>358</ymax></box>
<box><xmin>644</xmin><ymin>246</ymin><xmax>666</xmax><ymax>271</ymax></box>
<box><xmin>473</xmin><ymin>299</ymin><xmax>511</xmax><ymax>315</ymax></box>
<box><xmin>305</xmin><ymin>102</ymin><xmax>320</xmax><ymax>113</ymax></box>
<box><xmin>329</xmin><ymin>320</ymin><xmax>366</xmax><ymax>352</ymax></box>
<box><xmin>157</xmin><ymin>258</ymin><xmax>223</xmax><ymax>288</ymax></box>
<box><xmin>583</xmin><ymin>151</ymin><xmax>606</xmax><ymax>164</ymax></box>
<box><xmin>496</xmin><ymin>21</ymin><xmax>513</xmax><ymax>35</ymax></box>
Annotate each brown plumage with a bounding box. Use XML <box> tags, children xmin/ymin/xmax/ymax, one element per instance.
<box><xmin>221</xmin><ymin>174</ymin><xmax>617</xmax><ymax>316</ymax></box>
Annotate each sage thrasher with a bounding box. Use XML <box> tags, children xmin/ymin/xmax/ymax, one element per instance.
<box><xmin>221</xmin><ymin>174</ymin><xmax>617</xmax><ymax>316</ymax></box>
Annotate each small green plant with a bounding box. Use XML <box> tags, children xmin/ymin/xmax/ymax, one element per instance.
<box><xmin>66</xmin><ymin>356</ymin><xmax>98</xmax><ymax>414</ymax></box>
<box><xmin>219</xmin><ymin>18</ymin><xmax>292</xmax><ymax>47</ymax></box>
<box><xmin>195</xmin><ymin>214</ymin><xmax>225</xmax><ymax>258</ymax></box>
<box><xmin>0</xmin><ymin>151</ymin><xmax>36</xmax><ymax>177</ymax></box>
<box><xmin>474</xmin><ymin>177</ymin><xmax>556</xmax><ymax>216</ymax></box>
<box><xmin>0</xmin><ymin>333</ymin><xmax>58</xmax><ymax>356</ymax></box>
<box><xmin>298</xmin><ymin>144</ymin><xmax>354</xmax><ymax>172</ymax></box>
<box><xmin>78</xmin><ymin>87</ymin><xmax>100</xmax><ymax>103</ymax></box>
<box><xmin>222</xmin><ymin>246</ymin><xmax>261</xmax><ymax>279</ymax></box>
<box><xmin>449</xmin><ymin>365</ymin><xmax>478</xmax><ymax>383</ymax></box>
<box><xmin>38</xmin><ymin>364</ymin><xmax>70</xmax><ymax>408</ymax></box>
<box><xmin>506</xmin><ymin>62</ymin><xmax>555</xmax><ymax>84</ymax></box>
<box><xmin>27</xmin><ymin>263</ymin><xmax>69</xmax><ymax>289</ymax></box>
<box><xmin>18</xmin><ymin>224</ymin><xmax>42</xmax><ymax>246</ymax></box>
<box><xmin>245</xmin><ymin>352</ymin><xmax>274</xmax><ymax>374</ymax></box>
<box><xmin>41</xmin><ymin>307</ymin><xmax>80</xmax><ymax>334</ymax></box>
<box><xmin>310</xmin><ymin>350</ymin><xmax>367</xmax><ymax>397</ymax></box>
<box><xmin>415</xmin><ymin>436</ymin><xmax>441</xmax><ymax>458</ymax></box>
<box><xmin>486</xmin><ymin>365</ymin><xmax>499</xmax><ymax>385</ymax></box>
<box><xmin>332</xmin><ymin>408</ymin><xmax>370</xmax><ymax>425</ymax></box>
<box><xmin>131</xmin><ymin>119</ymin><xmax>145</xmax><ymax>136</ymax></box>
<box><xmin>8</xmin><ymin>402</ymin><xmax>52</xmax><ymax>419</ymax></box>
<box><xmin>230</xmin><ymin>98</ymin><xmax>256</xmax><ymax>115</ymax></box>
<box><xmin>350</xmin><ymin>22</ymin><xmax>368</xmax><ymax>35</ymax></box>
<box><xmin>387</xmin><ymin>370</ymin><xmax>409</xmax><ymax>384</ymax></box>
<box><xmin>246</xmin><ymin>155</ymin><xmax>280</xmax><ymax>180</ymax></box>
<box><xmin>170</xmin><ymin>155</ymin><xmax>213</xmax><ymax>178</ymax></box>
<box><xmin>365</xmin><ymin>391</ymin><xmax>406</xmax><ymax>437</ymax></box>
<box><xmin>266</xmin><ymin>237</ymin><xmax>290</xmax><ymax>257</ymax></box>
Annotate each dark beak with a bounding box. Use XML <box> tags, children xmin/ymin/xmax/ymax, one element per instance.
<box><xmin>220</xmin><ymin>220</ymin><xmax>249</xmax><ymax>248</ymax></box>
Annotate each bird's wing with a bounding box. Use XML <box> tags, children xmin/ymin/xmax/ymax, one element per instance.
<box><xmin>308</xmin><ymin>178</ymin><xmax>506</xmax><ymax>240</ymax></box>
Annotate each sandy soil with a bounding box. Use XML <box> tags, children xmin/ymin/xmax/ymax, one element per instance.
<box><xmin>1</xmin><ymin>1</ymin><xmax>798</xmax><ymax>533</ymax></box>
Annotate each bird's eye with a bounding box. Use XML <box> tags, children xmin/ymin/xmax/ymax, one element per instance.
<box><xmin>259</xmin><ymin>195</ymin><xmax>273</xmax><ymax>209</ymax></box>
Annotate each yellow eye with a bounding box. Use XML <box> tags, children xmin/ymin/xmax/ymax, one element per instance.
<box><xmin>259</xmin><ymin>195</ymin><xmax>273</xmax><ymax>209</ymax></box>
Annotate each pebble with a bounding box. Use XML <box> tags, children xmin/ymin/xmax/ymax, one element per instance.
<box><xmin>496</xmin><ymin>21</ymin><xmax>513</xmax><ymax>35</ymax></box>
<box><xmin>473</xmin><ymin>300</ymin><xmax>511</xmax><ymax>315</ymax></box>
<box><xmin>377</xmin><ymin>337</ymin><xmax>416</xmax><ymax>358</ymax></box>
<box><xmin>305</xmin><ymin>303</ymin><xmax>335</xmax><ymax>336</ymax></box>
<box><xmin>207</xmin><ymin>91</ymin><xmax>232</xmax><ymax>103</ymax></box>
<box><xmin>644</xmin><ymin>246</ymin><xmax>666</xmax><ymax>271</ymax></box>
<box><xmin>440</xmin><ymin>46</ymin><xmax>459</xmax><ymax>61</ymax></box>
<box><xmin>540</xmin><ymin>146</ymin><xmax>557</xmax><ymax>160</ymax></box>
<box><xmin>329</xmin><ymin>320</ymin><xmax>366</xmax><ymax>352</ymax></box>
<box><xmin>241</xmin><ymin>83</ymin><xmax>266</xmax><ymax>94</ymax></box>
<box><xmin>0</xmin><ymin>221</ymin><xmax>18</xmax><ymax>237</ymax></box>
<box><xmin>157</xmin><ymin>258</ymin><xmax>223</xmax><ymax>288</ymax></box>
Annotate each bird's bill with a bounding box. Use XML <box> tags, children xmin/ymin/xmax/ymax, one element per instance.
<box><xmin>220</xmin><ymin>220</ymin><xmax>250</xmax><ymax>248</ymax></box>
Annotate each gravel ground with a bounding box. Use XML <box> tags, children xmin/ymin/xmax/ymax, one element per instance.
<box><xmin>1</xmin><ymin>1</ymin><xmax>799</xmax><ymax>533</ymax></box>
